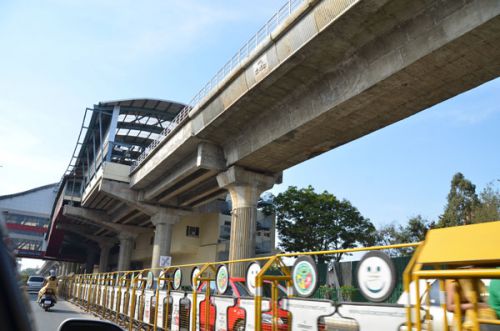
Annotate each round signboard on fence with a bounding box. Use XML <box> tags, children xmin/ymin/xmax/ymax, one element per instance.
<box><xmin>356</xmin><ymin>251</ymin><xmax>396</xmax><ymax>302</ymax></box>
<box><xmin>158</xmin><ymin>271</ymin><xmax>166</xmax><ymax>290</ymax></box>
<box><xmin>191</xmin><ymin>267</ymin><xmax>201</xmax><ymax>289</ymax></box>
<box><xmin>216</xmin><ymin>265</ymin><xmax>229</xmax><ymax>294</ymax></box>
<box><xmin>292</xmin><ymin>256</ymin><xmax>318</xmax><ymax>297</ymax></box>
<box><xmin>146</xmin><ymin>271</ymin><xmax>154</xmax><ymax>290</ymax></box>
<box><xmin>172</xmin><ymin>268</ymin><xmax>182</xmax><ymax>290</ymax></box>
<box><xmin>246</xmin><ymin>262</ymin><xmax>261</xmax><ymax>296</ymax></box>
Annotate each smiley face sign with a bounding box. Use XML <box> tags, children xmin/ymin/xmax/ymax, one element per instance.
<box><xmin>246</xmin><ymin>262</ymin><xmax>261</xmax><ymax>296</ymax></box>
<box><xmin>292</xmin><ymin>256</ymin><xmax>318</xmax><ymax>297</ymax></box>
<box><xmin>356</xmin><ymin>251</ymin><xmax>396</xmax><ymax>302</ymax></box>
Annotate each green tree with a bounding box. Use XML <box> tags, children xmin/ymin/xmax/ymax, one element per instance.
<box><xmin>438</xmin><ymin>172</ymin><xmax>480</xmax><ymax>227</ymax></box>
<box><xmin>271</xmin><ymin>186</ymin><xmax>376</xmax><ymax>263</ymax></box>
<box><xmin>472</xmin><ymin>182</ymin><xmax>500</xmax><ymax>223</ymax></box>
<box><xmin>376</xmin><ymin>215</ymin><xmax>432</xmax><ymax>256</ymax></box>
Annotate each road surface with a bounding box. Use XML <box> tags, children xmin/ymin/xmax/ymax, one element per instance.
<box><xmin>28</xmin><ymin>292</ymin><xmax>98</xmax><ymax>331</ymax></box>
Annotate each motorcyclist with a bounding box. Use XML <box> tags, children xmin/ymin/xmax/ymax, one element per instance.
<box><xmin>37</xmin><ymin>270</ymin><xmax>58</xmax><ymax>302</ymax></box>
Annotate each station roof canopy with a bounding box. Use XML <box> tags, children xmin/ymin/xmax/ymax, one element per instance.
<box><xmin>64</xmin><ymin>98</ymin><xmax>187</xmax><ymax>179</ymax></box>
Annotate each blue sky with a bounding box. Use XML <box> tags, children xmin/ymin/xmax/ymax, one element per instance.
<box><xmin>1</xmin><ymin>0</ymin><xmax>499</xmax><ymax>235</ymax></box>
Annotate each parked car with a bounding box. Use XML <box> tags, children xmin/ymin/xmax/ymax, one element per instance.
<box><xmin>26</xmin><ymin>275</ymin><xmax>45</xmax><ymax>293</ymax></box>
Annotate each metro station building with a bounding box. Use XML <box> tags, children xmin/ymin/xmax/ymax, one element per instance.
<box><xmin>43</xmin><ymin>99</ymin><xmax>277</xmax><ymax>274</ymax></box>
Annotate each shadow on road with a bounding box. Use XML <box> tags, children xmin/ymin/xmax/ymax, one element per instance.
<box><xmin>43</xmin><ymin>308</ymin><xmax>77</xmax><ymax>314</ymax></box>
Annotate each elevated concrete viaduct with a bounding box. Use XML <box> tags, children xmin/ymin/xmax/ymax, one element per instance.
<box><xmin>45</xmin><ymin>0</ymin><xmax>500</xmax><ymax>276</ymax></box>
<box><xmin>128</xmin><ymin>0</ymin><xmax>500</xmax><ymax>274</ymax></box>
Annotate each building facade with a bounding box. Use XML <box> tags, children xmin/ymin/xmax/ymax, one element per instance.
<box><xmin>0</xmin><ymin>184</ymin><xmax>58</xmax><ymax>258</ymax></box>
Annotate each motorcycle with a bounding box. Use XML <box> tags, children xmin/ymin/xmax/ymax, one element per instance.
<box><xmin>38</xmin><ymin>288</ymin><xmax>57</xmax><ymax>311</ymax></box>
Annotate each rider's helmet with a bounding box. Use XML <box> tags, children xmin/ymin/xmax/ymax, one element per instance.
<box><xmin>49</xmin><ymin>269</ymin><xmax>56</xmax><ymax>277</ymax></box>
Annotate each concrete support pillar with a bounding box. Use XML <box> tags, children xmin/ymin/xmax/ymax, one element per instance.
<box><xmin>117</xmin><ymin>233</ymin><xmax>135</xmax><ymax>271</ymax></box>
<box><xmin>150</xmin><ymin>210</ymin><xmax>181</xmax><ymax>275</ymax></box>
<box><xmin>217</xmin><ymin>166</ymin><xmax>277</xmax><ymax>277</ymax></box>
<box><xmin>85</xmin><ymin>246</ymin><xmax>97</xmax><ymax>273</ymax></box>
<box><xmin>98</xmin><ymin>242</ymin><xmax>114</xmax><ymax>273</ymax></box>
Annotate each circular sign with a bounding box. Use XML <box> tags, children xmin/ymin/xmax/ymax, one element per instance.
<box><xmin>246</xmin><ymin>262</ymin><xmax>261</xmax><ymax>296</ymax></box>
<box><xmin>172</xmin><ymin>268</ymin><xmax>182</xmax><ymax>290</ymax></box>
<box><xmin>191</xmin><ymin>267</ymin><xmax>201</xmax><ymax>289</ymax></box>
<box><xmin>216</xmin><ymin>265</ymin><xmax>230</xmax><ymax>294</ymax></box>
<box><xmin>158</xmin><ymin>271</ymin><xmax>166</xmax><ymax>290</ymax></box>
<box><xmin>146</xmin><ymin>271</ymin><xmax>154</xmax><ymax>290</ymax></box>
<box><xmin>356</xmin><ymin>251</ymin><xmax>396</xmax><ymax>302</ymax></box>
<box><xmin>292</xmin><ymin>256</ymin><xmax>318</xmax><ymax>297</ymax></box>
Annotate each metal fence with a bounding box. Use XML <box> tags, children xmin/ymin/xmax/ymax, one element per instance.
<box><xmin>130</xmin><ymin>0</ymin><xmax>306</xmax><ymax>171</ymax></box>
<box><xmin>61</xmin><ymin>243</ymin><xmax>428</xmax><ymax>331</ymax></box>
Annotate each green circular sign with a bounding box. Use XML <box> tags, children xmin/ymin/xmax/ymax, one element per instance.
<box><xmin>292</xmin><ymin>256</ymin><xmax>318</xmax><ymax>297</ymax></box>
<box><xmin>216</xmin><ymin>265</ymin><xmax>229</xmax><ymax>294</ymax></box>
<box><xmin>172</xmin><ymin>268</ymin><xmax>182</xmax><ymax>290</ymax></box>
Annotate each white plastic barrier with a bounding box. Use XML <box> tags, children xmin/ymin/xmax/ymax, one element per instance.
<box><xmin>170</xmin><ymin>291</ymin><xmax>186</xmax><ymax>331</ymax></box>
<box><xmin>282</xmin><ymin>298</ymin><xmax>335</xmax><ymax>331</ymax></box>
<box><xmin>133</xmin><ymin>289</ymin><xmax>142</xmax><ymax>320</ymax></box>
<box><xmin>143</xmin><ymin>289</ymin><xmax>155</xmax><ymax>323</ymax></box>
<box><xmin>239</xmin><ymin>298</ymin><xmax>271</xmax><ymax>331</ymax></box>
<box><xmin>186</xmin><ymin>293</ymin><xmax>205</xmax><ymax>331</ymax></box>
<box><xmin>212</xmin><ymin>296</ymin><xmax>236</xmax><ymax>331</ymax></box>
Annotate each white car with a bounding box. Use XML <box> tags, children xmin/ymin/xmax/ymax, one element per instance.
<box><xmin>26</xmin><ymin>275</ymin><xmax>45</xmax><ymax>292</ymax></box>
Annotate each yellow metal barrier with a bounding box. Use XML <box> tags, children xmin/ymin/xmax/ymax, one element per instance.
<box><xmin>60</xmin><ymin>222</ymin><xmax>500</xmax><ymax>331</ymax></box>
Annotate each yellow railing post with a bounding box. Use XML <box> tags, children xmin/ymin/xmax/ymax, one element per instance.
<box><xmin>454</xmin><ymin>282</ymin><xmax>463</xmax><ymax>331</ymax></box>
<box><xmin>414</xmin><ymin>264</ymin><xmax>423</xmax><ymax>331</ymax></box>
<box><xmin>439</xmin><ymin>279</ymin><xmax>449</xmax><ymax>331</ymax></box>
<box><xmin>256</xmin><ymin>256</ymin><xmax>278</xmax><ymax>331</ymax></box>
<box><xmin>470</xmin><ymin>280</ymin><xmax>480</xmax><ymax>331</ymax></box>
<box><xmin>115</xmin><ymin>273</ymin><xmax>123</xmax><ymax>324</ymax></box>
<box><xmin>425</xmin><ymin>281</ymin><xmax>432</xmax><ymax>331</ymax></box>
<box><xmin>129</xmin><ymin>272</ymin><xmax>138</xmax><ymax>331</ymax></box>
<box><xmin>188</xmin><ymin>263</ymin><xmax>215</xmax><ymax>331</ymax></box>
<box><xmin>165</xmin><ymin>279</ymin><xmax>172</xmax><ymax>330</ymax></box>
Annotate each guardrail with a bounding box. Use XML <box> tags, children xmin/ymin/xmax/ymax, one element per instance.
<box><xmin>130</xmin><ymin>0</ymin><xmax>306</xmax><ymax>172</ymax></box>
<box><xmin>62</xmin><ymin>243</ymin><xmax>427</xmax><ymax>331</ymax></box>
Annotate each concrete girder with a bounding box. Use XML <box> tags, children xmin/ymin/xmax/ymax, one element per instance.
<box><xmin>143</xmin><ymin>142</ymin><xmax>225</xmax><ymax>203</ymax></box>
<box><xmin>99</xmin><ymin>179</ymin><xmax>158</xmax><ymax>216</ymax></box>
<box><xmin>59</xmin><ymin>223</ymin><xmax>118</xmax><ymax>246</ymax></box>
<box><xmin>63</xmin><ymin>205</ymin><xmax>150</xmax><ymax>235</ymax></box>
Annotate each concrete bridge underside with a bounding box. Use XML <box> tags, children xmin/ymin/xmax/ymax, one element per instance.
<box><xmin>125</xmin><ymin>0</ymin><xmax>500</xmax><ymax>275</ymax></box>
<box><xmin>51</xmin><ymin>0</ymin><xmax>500</xmax><ymax>276</ymax></box>
<box><xmin>132</xmin><ymin>0</ymin><xmax>500</xmax><ymax>198</ymax></box>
